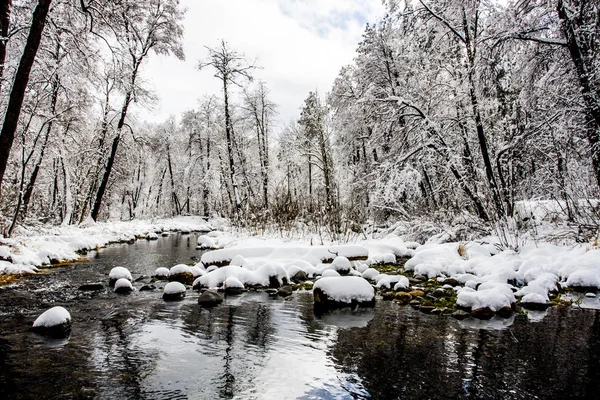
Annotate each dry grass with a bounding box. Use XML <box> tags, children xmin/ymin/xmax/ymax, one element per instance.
<box><xmin>457</xmin><ymin>242</ymin><xmax>467</xmax><ymax>259</ymax></box>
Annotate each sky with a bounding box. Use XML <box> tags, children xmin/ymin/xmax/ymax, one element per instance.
<box><xmin>137</xmin><ymin>0</ymin><xmax>386</xmax><ymax>132</ymax></box>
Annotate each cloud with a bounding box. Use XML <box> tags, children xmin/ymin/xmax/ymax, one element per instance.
<box><xmin>136</xmin><ymin>0</ymin><xmax>385</xmax><ymax>131</ymax></box>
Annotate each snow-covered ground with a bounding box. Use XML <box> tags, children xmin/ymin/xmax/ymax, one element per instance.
<box><xmin>0</xmin><ymin>216</ymin><xmax>214</xmax><ymax>275</ymax></box>
<box><xmin>2</xmin><ymin>216</ymin><xmax>600</xmax><ymax>314</ymax></box>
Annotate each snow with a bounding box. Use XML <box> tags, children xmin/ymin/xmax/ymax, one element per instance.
<box><xmin>109</xmin><ymin>267</ymin><xmax>132</xmax><ymax>282</ymax></box>
<box><xmin>313</xmin><ymin>277</ymin><xmax>374</xmax><ymax>303</ymax></box>
<box><xmin>114</xmin><ymin>278</ymin><xmax>133</xmax><ymax>291</ymax></box>
<box><xmin>375</xmin><ymin>274</ymin><xmax>408</xmax><ymax>290</ymax></box>
<box><xmin>33</xmin><ymin>306</ymin><xmax>71</xmax><ymax>328</ymax></box>
<box><xmin>0</xmin><ymin>216</ymin><xmax>216</xmax><ymax>274</ymax></box>
<box><xmin>521</xmin><ymin>293</ymin><xmax>548</xmax><ymax>304</ymax></box>
<box><xmin>456</xmin><ymin>284</ymin><xmax>515</xmax><ymax>312</ymax></box>
<box><xmin>330</xmin><ymin>256</ymin><xmax>351</xmax><ymax>273</ymax></box>
<box><xmin>154</xmin><ymin>267</ymin><xmax>170</xmax><ymax>278</ymax></box>
<box><xmin>164</xmin><ymin>281</ymin><xmax>186</xmax><ymax>295</ymax></box>
<box><xmin>170</xmin><ymin>264</ymin><xmax>192</xmax><ymax>275</ymax></box>
<box><xmin>322</xmin><ymin>269</ymin><xmax>341</xmax><ymax>277</ymax></box>
<box><xmin>224</xmin><ymin>276</ymin><xmax>244</xmax><ymax>289</ymax></box>
<box><xmin>361</xmin><ymin>268</ymin><xmax>380</xmax><ymax>280</ymax></box>
<box><xmin>197</xmin><ymin>235</ymin><xmax>217</xmax><ymax>249</ymax></box>
<box><xmin>393</xmin><ymin>276</ymin><xmax>410</xmax><ymax>290</ymax></box>
<box><xmin>201</xmin><ymin>245</ymin><xmax>368</xmax><ymax>267</ymax></box>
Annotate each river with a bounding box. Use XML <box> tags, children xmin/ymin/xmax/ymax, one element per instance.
<box><xmin>1</xmin><ymin>233</ymin><xmax>599</xmax><ymax>399</ymax></box>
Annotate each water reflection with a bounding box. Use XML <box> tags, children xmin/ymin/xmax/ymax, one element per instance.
<box><xmin>1</xmin><ymin>234</ymin><xmax>600</xmax><ymax>399</ymax></box>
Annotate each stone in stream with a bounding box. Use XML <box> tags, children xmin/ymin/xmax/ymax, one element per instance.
<box><xmin>114</xmin><ymin>278</ymin><xmax>134</xmax><ymax>294</ymax></box>
<box><xmin>31</xmin><ymin>306</ymin><xmax>71</xmax><ymax>338</ymax></box>
<box><xmin>496</xmin><ymin>306</ymin><xmax>514</xmax><ymax>318</ymax></box>
<box><xmin>108</xmin><ymin>267</ymin><xmax>132</xmax><ymax>286</ymax></box>
<box><xmin>277</xmin><ymin>285</ymin><xmax>293</xmax><ymax>297</ymax></box>
<box><xmin>163</xmin><ymin>282</ymin><xmax>186</xmax><ymax>301</ymax></box>
<box><xmin>395</xmin><ymin>292</ymin><xmax>412</xmax><ymax>305</ymax></box>
<box><xmin>291</xmin><ymin>270</ymin><xmax>308</xmax><ymax>283</ymax></box>
<box><xmin>198</xmin><ymin>290</ymin><xmax>224</xmax><ymax>307</ymax></box>
<box><xmin>168</xmin><ymin>264</ymin><xmax>194</xmax><ymax>285</ymax></box>
<box><xmin>441</xmin><ymin>277</ymin><xmax>460</xmax><ymax>287</ymax></box>
<box><xmin>471</xmin><ymin>307</ymin><xmax>495</xmax><ymax>320</ymax></box>
<box><xmin>223</xmin><ymin>277</ymin><xmax>245</xmax><ymax>295</ymax></box>
<box><xmin>78</xmin><ymin>283</ymin><xmax>104</xmax><ymax>291</ymax></box>
<box><xmin>451</xmin><ymin>310</ymin><xmax>470</xmax><ymax>320</ymax></box>
<box><xmin>140</xmin><ymin>284</ymin><xmax>156</xmax><ymax>291</ymax></box>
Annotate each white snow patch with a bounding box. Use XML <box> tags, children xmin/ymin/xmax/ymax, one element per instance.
<box><xmin>164</xmin><ymin>281</ymin><xmax>186</xmax><ymax>295</ymax></box>
<box><xmin>109</xmin><ymin>267</ymin><xmax>132</xmax><ymax>282</ymax></box>
<box><xmin>313</xmin><ymin>277</ymin><xmax>375</xmax><ymax>303</ymax></box>
<box><xmin>33</xmin><ymin>306</ymin><xmax>71</xmax><ymax>328</ymax></box>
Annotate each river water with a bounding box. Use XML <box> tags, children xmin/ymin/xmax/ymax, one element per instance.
<box><xmin>1</xmin><ymin>233</ymin><xmax>599</xmax><ymax>399</ymax></box>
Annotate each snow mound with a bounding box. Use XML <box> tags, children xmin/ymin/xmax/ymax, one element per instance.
<box><xmin>566</xmin><ymin>269</ymin><xmax>600</xmax><ymax>289</ymax></box>
<box><xmin>393</xmin><ymin>276</ymin><xmax>410</xmax><ymax>290</ymax></box>
<box><xmin>330</xmin><ymin>256</ymin><xmax>351</xmax><ymax>273</ymax></box>
<box><xmin>154</xmin><ymin>267</ymin><xmax>170</xmax><ymax>278</ymax></box>
<box><xmin>456</xmin><ymin>283</ymin><xmax>515</xmax><ymax>312</ymax></box>
<box><xmin>114</xmin><ymin>278</ymin><xmax>133</xmax><ymax>291</ymax></box>
<box><xmin>170</xmin><ymin>264</ymin><xmax>192</xmax><ymax>275</ymax></box>
<box><xmin>33</xmin><ymin>306</ymin><xmax>71</xmax><ymax>328</ymax></box>
<box><xmin>109</xmin><ymin>267</ymin><xmax>132</xmax><ymax>281</ymax></box>
<box><xmin>164</xmin><ymin>281</ymin><xmax>186</xmax><ymax>295</ymax></box>
<box><xmin>224</xmin><ymin>276</ymin><xmax>244</xmax><ymax>289</ymax></box>
<box><xmin>197</xmin><ymin>235</ymin><xmax>217</xmax><ymax>249</ymax></box>
<box><xmin>322</xmin><ymin>269</ymin><xmax>341</xmax><ymax>277</ymax></box>
<box><xmin>313</xmin><ymin>277</ymin><xmax>375</xmax><ymax>304</ymax></box>
<box><xmin>521</xmin><ymin>293</ymin><xmax>548</xmax><ymax>304</ymax></box>
<box><xmin>361</xmin><ymin>268</ymin><xmax>380</xmax><ymax>280</ymax></box>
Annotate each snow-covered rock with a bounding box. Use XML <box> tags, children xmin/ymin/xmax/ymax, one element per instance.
<box><xmin>114</xmin><ymin>278</ymin><xmax>134</xmax><ymax>294</ymax></box>
<box><xmin>329</xmin><ymin>256</ymin><xmax>351</xmax><ymax>275</ymax></box>
<box><xmin>456</xmin><ymin>283</ymin><xmax>515</xmax><ymax>314</ymax></box>
<box><xmin>313</xmin><ymin>277</ymin><xmax>375</xmax><ymax>308</ymax></box>
<box><xmin>169</xmin><ymin>264</ymin><xmax>194</xmax><ymax>284</ymax></box>
<box><xmin>146</xmin><ymin>232</ymin><xmax>159</xmax><ymax>240</ymax></box>
<box><xmin>224</xmin><ymin>276</ymin><xmax>245</xmax><ymax>294</ymax></box>
<box><xmin>154</xmin><ymin>267</ymin><xmax>170</xmax><ymax>280</ymax></box>
<box><xmin>32</xmin><ymin>306</ymin><xmax>71</xmax><ymax>338</ymax></box>
<box><xmin>197</xmin><ymin>235</ymin><xmax>217</xmax><ymax>249</ymax></box>
<box><xmin>361</xmin><ymin>268</ymin><xmax>380</xmax><ymax>281</ymax></box>
<box><xmin>322</xmin><ymin>269</ymin><xmax>341</xmax><ymax>278</ymax></box>
<box><xmin>163</xmin><ymin>281</ymin><xmax>186</xmax><ymax>301</ymax></box>
<box><xmin>109</xmin><ymin>267</ymin><xmax>132</xmax><ymax>285</ymax></box>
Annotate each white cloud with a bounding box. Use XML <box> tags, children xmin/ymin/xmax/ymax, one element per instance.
<box><xmin>136</xmin><ymin>0</ymin><xmax>385</xmax><ymax>131</ymax></box>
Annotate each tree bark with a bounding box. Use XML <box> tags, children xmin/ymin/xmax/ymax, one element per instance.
<box><xmin>557</xmin><ymin>0</ymin><xmax>600</xmax><ymax>190</ymax></box>
<box><xmin>0</xmin><ymin>0</ymin><xmax>52</xmax><ymax>198</ymax></box>
<box><xmin>0</xmin><ymin>0</ymin><xmax>12</xmax><ymax>94</ymax></box>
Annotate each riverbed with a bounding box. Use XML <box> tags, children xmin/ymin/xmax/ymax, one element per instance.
<box><xmin>1</xmin><ymin>233</ymin><xmax>599</xmax><ymax>399</ymax></box>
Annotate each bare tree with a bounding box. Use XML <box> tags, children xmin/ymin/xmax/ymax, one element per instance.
<box><xmin>198</xmin><ymin>40</ymin><xmax>255</xmax><ymax>218</ymax></box>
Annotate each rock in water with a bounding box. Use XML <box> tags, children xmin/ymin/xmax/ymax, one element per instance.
<box><xmin>223</xmin><ymin>277</ymin><xmax>245</xmax><ymax>295</ymax></box>
<box><xmin>163</xmin><ymin>281</ymin><xmax>186</xmax><ymax>301</ymax></box>
<box><xmin>169</xmin><ymin>264</ymin><xmax>194</xmax><ymax>285</ymax></box>
<box><xmin>313</xmin><ymin>277</ymin><xmax>375</xmax><ymax>309</ymax></box>
<box><xmin>114</xmin><ymin>278</ymin><xmax>134</xmax><ymax>294</ymax></box>
<box><xmin>291</xmin><ymin>270</ymin><xmax>308</xmax><ymax>283</ymax></box>
<box><xmin>277</xmin><ymin>286</ymin><xmax>293</xmax><ymax>297</ymax></box>
<box><xmin>78</xmin><ymin>283</ymin><xmax>104</xmax><ymax>291</ymax></box>
<box><xmin>109</xmin><ymin>267</ymin><xmax>132</xmax><ymax>286</ymax></box>
<box><xmin>154</xmin><ymin>267</ymin><xmax>170</xmax><ymax>281</ymax></box>
<box><xmin>198</xmin><ymin>290</ymin><xmax>224</xmax><ymax>307</ymax></box>
<box><xmin>32</xmin><ymin>306</ymin><xmax>71</xmax><ymax>338</ymax></box>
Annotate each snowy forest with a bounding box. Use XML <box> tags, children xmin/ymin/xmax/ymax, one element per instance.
<box><xmin>0</xmin><ymin>0</ymin><xmax>599</xmax><ymax>243</ymax></box>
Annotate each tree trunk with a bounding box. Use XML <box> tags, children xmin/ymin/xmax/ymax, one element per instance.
<box><xmin>222</xmin><ymin>77</ymin><xmax>241</xmax><ymax>217</ymax></box>
<box><xmin>0</xmin><ymin>0</ymin><xmax>12</xmax><ymax>94</ymax></box>
<box><xmin>557</xmin><ymin>0</ymin><xmax>600</xmax><ymax>190</ymax></box>
<box><xmin>0</xmin><ymin>0</ymin><xmax>52</xmax><ymax>198</ymax></box>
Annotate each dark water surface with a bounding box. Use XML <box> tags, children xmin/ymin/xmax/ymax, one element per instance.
<box><xmin>1</xmin><ymin>234</ymin><xmax>600</xmax><ymax>399</ymax></box>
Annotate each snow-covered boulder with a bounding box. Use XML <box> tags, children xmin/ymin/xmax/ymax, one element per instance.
<box><xmin>114</xmin><ymin>278</ymin><xmax>134</xmax><ymax>294</ymax></box>
<box><xmin>566</xmin><ymin>269</ymin><xmax>600</xmax><ymax>290</ymax></box>
<box><xmin>32</xmin><ymin>306</ymin><xmax>71</xmax><ymax>338</ymax></box>
<box><xmin>169</xmin><ymin>264</ymin><xmax>194</xmax><ymax>285</ymax></box>
<box><xmin>456</xmin><ymin>283</ymin><xmax>515</xmax><ymax>319</ymax></box>
<box><xmin>313</xmin><ymin>277</ymin><xmax>375</xmax><ymax>309</ymax></box>
<box><xmin>163</xmin><ymin>281</ymin><xmax>186</xmax><ymax>301</ymax></box>
<box><xmin>361</xmin><ymin>268</ymin><xmax>380</xmax><ymax>281</ymax></box>
<box><xmin>154</xmin><ymin>267</ymin><xmax>170</xmax><ymax>280</ymax></box>
<box><xmin>330</xmin><ymin>256</ymin><xmax>351</xmax><ymax>275</ymax></box>
<box><xmin>197</xmin><ymin>235</ymin><xmax>217</xmax><ymax>249</ymax></box>
<box><xmin>190</xmin><ymin>266</ymin><xmax>205</xmax><ymax>278</ymax></box>
<box><xmin>520</xmin><ymin>293</ymin><xmax>552</xmax><ymax>310</ymax></box>
<box><xmin>322</xmin><ymin>269</ymin><xmax>341</xmax><ymax>278</ymax></box>
<box><xmin>223</xmin><ymin>276</ymin><xmax>245</xmax><ymax>295</ymax></box>
<box><xmin>109</xmin><ymin>267</ymin><xmax>132</xmax><ymax>286</ymax></box>
<box><xmin>393</xmin><ymin>276</ymin><xmax>410</xmax><ymax>291</ymax></box>
<box><xmin>146</xmin><ymin>232</ymin><xmax>159</xmax><ymax>240</ymax></box>
<box><xmin>375</xmin><ymin>274</ymin><xmax>408</xmax><ymax>290</ymax></box>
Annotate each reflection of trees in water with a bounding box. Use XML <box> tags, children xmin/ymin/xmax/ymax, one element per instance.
<box><xmin>98</xmin><ymin>309</ymin><xmax>160</xmax><ymax>399</ymax></box>
<box><xmin>330</xmin><ymin>304</ymin><xmax>600</xmax><ymax>399</ymax></box>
